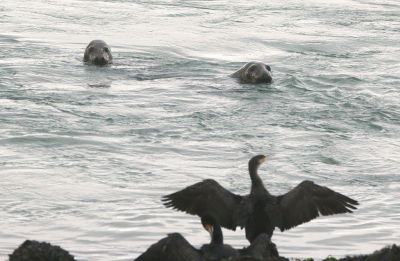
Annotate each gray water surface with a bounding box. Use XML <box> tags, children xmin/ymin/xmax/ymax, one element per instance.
<box><xmin>1</xmin><ymin>0</ymin><xmax>400</xmax><ymax>260</ymax></box>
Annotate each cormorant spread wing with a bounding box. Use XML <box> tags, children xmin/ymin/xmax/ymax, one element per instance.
<box><xmin>276</xmin><ymin>180</ymin><xmax>359</xmax><ymax>231</ymax></box>
<box><xmin>162</xmin><ymin>179</ymin><xmax>243</xmax><ymax>230</ymax></box>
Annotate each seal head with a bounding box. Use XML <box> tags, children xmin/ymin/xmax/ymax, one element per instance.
<box><xmin>231</xmin><ymin>61</ymin><xmax>272</xmax><ymax>84</ymax></box>
<box><xmin>83</xmin><ymin>40</ymin><xmax>113</xmax><ymax>65</ymax></box>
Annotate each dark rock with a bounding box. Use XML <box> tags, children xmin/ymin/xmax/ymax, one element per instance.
<box><xmin>8</xmin><ymin>239</ymin><xmax>399</xmax><ymax>261</ymax></box>
<box><xmin>231</xmin><ymin>257</ymin><xmax>289</xmax><ymax>261</ymax></box>
<box><xmin>322</xmin><ymin>244</ymin><xmax>400</xmax><ymax>261</ymax></box>
<box><xmin>238</xmin><ymin>234</ymin><xmax>281</xmax><ymax>260</ymax></box>
<box><xmin>8</xmin><ymin>240</ymin><xmax>76</xmax><ymax>261</ymax></box>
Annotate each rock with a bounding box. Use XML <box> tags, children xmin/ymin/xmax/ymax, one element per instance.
<box><xmin>323</xmin><ymin>244</ymin><xmax>400</xmax><ymax>261</ymax></box>
<box><xmin>231</xmin><ymin>257</ymin><xmax>289</xmax><ymax>261</ymax></box>
<box><xmin>8</xmin><ymin>240</ymin><xmax>76</xmax><ymax>261</ymax></box>
<box><xmin>8</xmin><ymin>239</ymin><xmax>399</xmax><ymax>261</ymax></box>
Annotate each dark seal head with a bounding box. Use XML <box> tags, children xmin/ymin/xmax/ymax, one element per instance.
<box><xmin>231</xmin><ymin>61</ymin><xmax>272</xmax><ymax>84</ymax></box>
<box><xmin>83</xmin><ymin>40</ymin><xmax>113</xmax><ymax>65</ymax></box>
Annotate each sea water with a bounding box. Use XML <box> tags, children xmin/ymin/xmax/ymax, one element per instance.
<box><xmin>1</xmin><ymin>0</ymin><xmax>399</xmax><ymax>260</ymax></box>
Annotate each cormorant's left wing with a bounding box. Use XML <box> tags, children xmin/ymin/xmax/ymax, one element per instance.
<box><xmin>276</xmin><ymin>180</ymin><xmax>359</xmax><ymax>231</ymax></box>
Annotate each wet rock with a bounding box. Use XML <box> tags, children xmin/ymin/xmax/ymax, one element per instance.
<box><xmin>8</xmin><ymin>239</ymin><xmax>399</xmax><ymax>261</ymax></box>
<box><xmin>323</xmin><ymin>244</ymin><xmax>399</xmax><ymax>261</ymax></box>
<box><xmin>231</xmin><ymin>257</ymin><xmax>289</xmax><ymax>261</ymax></box>
<box><xmin>8</xmin><ymin>240</ymin><xmax>76</xmax><ymax>261</ymax></box>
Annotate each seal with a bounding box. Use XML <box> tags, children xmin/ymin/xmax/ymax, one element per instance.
<box><xmin>83</xmin><ymin>40</ymin><xmax>113</xmax><ymax>65</ymax></box>
<box><xmin>231</xmin><ymin>61</ymin><xmax>272</xmax><ymax>84</ymax></box>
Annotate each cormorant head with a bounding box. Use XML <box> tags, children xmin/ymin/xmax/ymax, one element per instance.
<box><xmin>248</xmin><ymin>154</ymin><xmax>275</xmax><ymax>170</ymax></box>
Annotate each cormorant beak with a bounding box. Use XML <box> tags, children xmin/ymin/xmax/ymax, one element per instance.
<box><xmin>262</xmin><ymin>154</ymin><xmax>275</xmax><ymax>163</ymax></box>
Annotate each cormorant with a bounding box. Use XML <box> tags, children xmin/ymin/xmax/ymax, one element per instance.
<box><xmin>200</xmin><ymin>213</ymin><xmax>240</xmax><ymax>260</ymax></box>
<box><xmin>135</xmin><ymin>212</ymin><xmax>277</xmax><ymax>261</ymax></box>
<box><xmin>162</xmin><ymin>155</ymin><xmax>359</xmax><ymax>243</ymax></box>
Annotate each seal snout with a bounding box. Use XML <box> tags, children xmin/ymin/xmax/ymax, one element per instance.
<box><xmin>261</xmin><ymin>71</ymin><xmax>273</xmax><ymax>83</ymax></box>
<box><xmin>94</xmin><ymin>56</ymin><xmax>107</xmax><ymax>64</ymax></box>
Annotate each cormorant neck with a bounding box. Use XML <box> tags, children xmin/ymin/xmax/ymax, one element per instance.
<box><xmin>211</xmin><ymin>225</ymin><xmax>223</xmax><ymax>245</ymax></box>
<box><xmin>249</xmin><ymin>164</ymin><xmax>268</xmax><ymax>194</ymax></box>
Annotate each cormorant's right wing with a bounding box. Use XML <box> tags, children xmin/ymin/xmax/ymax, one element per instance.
<box><xmin>162</xmin><ymin>179</ymin><xmax>243</xmax><ymax>230</ymax></box>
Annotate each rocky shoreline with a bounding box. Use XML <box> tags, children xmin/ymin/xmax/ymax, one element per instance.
<box><xmin>7</xmin><ymin>240</ymin><xmax>400</xmax><ymax>261</ymax></box>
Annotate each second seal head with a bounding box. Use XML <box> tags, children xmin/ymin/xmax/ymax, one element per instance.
<box><xmin>231</xmin><ymin>61</ymin><xmax>272</xmax><ymax>84</ymax></box>
<box><xmin>83</xmin><ymin>40</ymin><xmax>113</xmax><ymax>65</ymax></box>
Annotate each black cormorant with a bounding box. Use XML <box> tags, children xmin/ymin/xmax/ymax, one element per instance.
<box><xmin>162</xmin><ymin>155</ymin><xmax>359</xmax><ymax>243</ymax></box>
<box><xmin>200</xmin><ymin>213</ymin><xmax>240</xmax><ymax>260</ymax></box>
